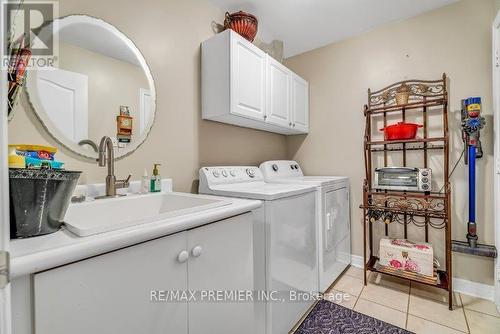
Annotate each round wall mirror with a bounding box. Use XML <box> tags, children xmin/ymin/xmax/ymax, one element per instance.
<box><xmin>26</xmin><ymin>15</ymin><xmax>156</xmax><ymax>159</ymax></box>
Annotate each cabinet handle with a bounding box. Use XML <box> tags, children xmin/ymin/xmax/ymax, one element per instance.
<box><xmin>293</xmin><ymin>123</ymin><xmax>296</xmax><ymax>127</ymax></box>
<box><xmin>289</xmin><ymin>122</ymin><xmax>292</xmax><ymax>126</ymax></box>
<box><xmin>177</xmin><ymin>250</ymin><xmax>189</xmax><ymax>263</ymax></box>
<box><xmin>264</xmin><ymin>115</ymin><xmax>267</xmax><ymax>119</ymax></box>
<box><xmin>191</xmin><ymin>245</ymin><xmax>203</xmax><ymax>258</ymax></box>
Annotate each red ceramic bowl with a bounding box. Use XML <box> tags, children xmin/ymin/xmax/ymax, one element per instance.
<box><xmin>380</xmin><ymin>122</ymin><xmax>423</xmax><ymax>141</ymax></box>
<box><xmin>224</xmin><ymin>11</ymin><xmax>258</xmax><ymax>42</ymax></box>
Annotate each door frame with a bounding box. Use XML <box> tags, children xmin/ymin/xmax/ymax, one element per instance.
<box><xmin>139</xmin><ymin>88</ymin><xmax>151</xmax><ymax>136</ymax></box>
<box><xmin>0</xmin><ymin>0</ymin><xmax>12</xmax><ymax>331</ymax></box>
<box><xmin>493</xmin><ymin>9</ymin><xmax>500</xmax><ymax>310</ymax></box>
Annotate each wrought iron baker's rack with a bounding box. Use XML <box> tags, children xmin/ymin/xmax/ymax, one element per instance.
<box><xmin>361</xmin><ymin>73</ymin><xmax>453</xmax><ymax>310</ymax></box>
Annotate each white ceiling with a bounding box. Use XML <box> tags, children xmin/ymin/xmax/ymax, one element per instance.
<box><xmin>209</xmin><ymin>0</ymin><xmax>458</xmax><ymax>58</ymax></box>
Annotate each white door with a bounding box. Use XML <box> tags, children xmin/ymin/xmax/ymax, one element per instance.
<box><xmin>0</xmin><ymin>1</ymin><xmax>12</xmax><ymax>332</ymax></box>
<box><xmin>493</xmin><ymin>9</ymin><xmax>500</xmax><ymax>310</ymax></box>
<box><xmin>187</xmin><ymin>214</ymin><xmax>255</xmax><ymax>334</ymax></box>
<box><xmin>32</xmin><ymin>232</ymin><xmax>189</xmax><ymax>334</ymax></box>
<box><xmin>34</xmin><ymin>68</ymin><xmax>88</xmax><ymax>142</ymax></box>
<box><xmin>291</xmin><ymin>73</ymin><xmax>309</xmax><ymax>133</ymax></box>
<box><xmin>139</xmin><ymin>88</ymin><xmax>152</xmax><ymax>135</ymax></box>
<box><xmin>230</xmin><ymin>32</ymin><xmax>267</xmax><ymax>121</ymax></box>
<box><xmin>321</xmin><ymin>187</ymin><xmax>350</xmax><ymax>291</ymax></box>
<box><xmin>266</xmin><ymin>56</ymin><xmax>291</xmax><ymax>127</ymax></box>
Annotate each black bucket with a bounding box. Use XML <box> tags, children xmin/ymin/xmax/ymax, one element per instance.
<box><xmin>9</xmin><ymin>168</ymin><xmax>81</xmax><ymax>238</ymax></box>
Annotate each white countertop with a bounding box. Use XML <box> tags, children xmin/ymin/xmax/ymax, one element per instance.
<box><xmin>10</xmin><ymin>194</ymin><xmax>261</xmax><ymax>278</ymax></box>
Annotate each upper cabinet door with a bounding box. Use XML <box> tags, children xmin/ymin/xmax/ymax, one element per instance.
<box><xmin>266</xmin><ymin>56</ymin><xmax>291</xmax><ymax>127</ymax></box>
<box><xmin>230</xmin><ymin>33</ymin><xmax>267</xmax><ymax>121</ymax></box>
<box><xmin>291</xmin><ymin>73</ymin><xmax>309</xmax><ymax>133</ymax></box>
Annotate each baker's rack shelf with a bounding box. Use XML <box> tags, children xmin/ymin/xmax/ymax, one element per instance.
<box><xmin>366</xmin><ymin>256</ymin><xmax>450</xmax><ymax>290</ymax></box>
<box><xmin>361</xmin><ymin>73</ymin><xmax>453</xmax><ymax>310</ymax></box>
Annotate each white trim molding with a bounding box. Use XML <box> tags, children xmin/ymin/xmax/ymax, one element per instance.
<box><xmin>453</xmin><ymin>278</ymin><xmax>495</xmax><ymax>301</ymax></box>
<box><xmin>493</xmin><ymin>8</ymin><xmax>500</xmax><ymax>309</ymax></box>
<box><xmin>0</xmin><ymin>0</ymin><xmax>12</xmax><ymax>332</ymax></box>
<box><xmin>350</xmin><ymin>254</ymin><xmax>364</xmax><ymax>269</ymax></box>
<box><xmin>350</xmin><ymin>254</ymin><xmax>495</xmax><ymax>301</ymax></box>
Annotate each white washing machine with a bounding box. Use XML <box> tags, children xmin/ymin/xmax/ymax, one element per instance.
<box><xmin>199</xmin><ymin>166</ymin><xmax>318</xmax><ymax>334</ymax></box>
<box><xmin>260</xmin><ymin>160</ymin><xmax>351</xmax><ymax>292</ymax></box>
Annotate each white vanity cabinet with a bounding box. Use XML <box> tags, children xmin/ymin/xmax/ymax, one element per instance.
<box><xmin>202</xmin><ymin>29</ymin><xmax>309</xmax><ymax>135</ymax></box>
<box><xmin>187</xmin><ymin>213</ymin><xmax>255</xmax><ymax>334</ymax></box>
<box><xmin>15</xmin><ymin>213</ymin><xmax>255</xmax><ymax>334</ymax></box>
<box><xmin>33</xmin><ymin>231</ymin><xmax>189</xmax><ymax>334</ymax></box>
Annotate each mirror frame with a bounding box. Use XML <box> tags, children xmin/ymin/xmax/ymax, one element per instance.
<box><xmin>25</xmin><ymin>15</ymin><xmax>157</xmax><ymax>160</ymax></box>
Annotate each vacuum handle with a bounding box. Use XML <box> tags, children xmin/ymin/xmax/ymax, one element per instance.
<box><xmin>468</xmin><ymin>145</ymin><xmax>476</xmax><ymax>224</ymax></box>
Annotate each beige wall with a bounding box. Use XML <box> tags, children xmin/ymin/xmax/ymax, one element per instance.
<box><xmin>285</xmin><ymin>0</ymin><xmax>496</xmax><ymax>284</ymax></box>
<box><xmin>8</xmin><ymin>0</ymin><xmax>287</xmax><ymax>192</ymax></box>
<box><xmin>59</xmin><ymin>42</ymin><xmax>149</xmax><ymax>145</ymax></box>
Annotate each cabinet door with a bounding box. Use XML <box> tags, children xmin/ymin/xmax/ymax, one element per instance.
<box><xmin>230</xmin><ymin>33</ymin><xmax>267</xmax><ymax>121</ymax></box>
<box><xmin>187</xmin><ymin>213</ymin><xmax>256</xmax><ymax>334</ymax></box>
<box><xmin>266</xmin><ymin>56</ymin><xmax>291</xmax><ymax>127</ymax></box>
<box><xmin>291</xmin><ymin>73</ymin><xmax>309</xmax><ymax>133</ymax></box>
<box><xmin>33</xmin><ymin>232</ymin><xmax>189</xmax><ymax>334</ymax></box>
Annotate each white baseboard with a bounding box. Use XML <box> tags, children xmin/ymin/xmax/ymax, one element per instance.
<box><xmin>350</xmin><ymin>254</ymin><xmax>495</xmax><ymax>301</ymax></box>
<box><xmin>350</xmin><ymin>254</ymin><xmax>364</xmax><ymax>269</ymax></box>
<box><xmin>452</xmin><ymin>278</ymin><xmax>495</xmax><ymax>301</ymax></box>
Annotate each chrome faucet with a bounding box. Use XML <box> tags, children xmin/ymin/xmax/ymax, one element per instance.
<box><xmin>96</xmin><ymin>136</ymin><xmax>131</xmax><ymax>199</ymax></box>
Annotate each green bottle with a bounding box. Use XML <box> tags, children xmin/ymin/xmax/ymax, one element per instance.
<box><xmin>150</xmin><ymin>163</ymin><xmax>162</xmax><ymax>192</ymax></box>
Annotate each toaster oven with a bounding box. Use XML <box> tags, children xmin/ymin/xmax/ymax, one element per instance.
<box><xmin>374</xmin><ymin>167</ymin><xmax>431</xmax><ymax>192</ymax></box>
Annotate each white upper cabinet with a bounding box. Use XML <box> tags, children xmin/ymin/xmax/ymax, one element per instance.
<box><xmin>202</xmin><ymin>29</ymin><xmax>308</xmax><ymax>135</ymax></box>
<box><xmin>291</xmin><ymin>73</ymin><xmax>309</xmax><ymax>133</ymax></box>
<box><xmin>230</xmin><ymin>36</ymin><xmax>267</xmax><ymax>121</ymax></box>
<box><xmin>266</xmin><ymin>56</ymin><xmax>291</xmax><ymax>128</ymax></box>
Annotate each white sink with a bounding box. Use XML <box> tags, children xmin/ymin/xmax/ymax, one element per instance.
<box><xmin>64</xmin><ymin>192</ymin><xmax>231</xmax><ymax>236</ymax></box>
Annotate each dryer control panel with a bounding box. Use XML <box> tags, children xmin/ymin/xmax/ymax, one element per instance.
<box><xmin>260</xmin><ymin>160</ymin><xmax>304</xmax><ymax>179</ymax></box>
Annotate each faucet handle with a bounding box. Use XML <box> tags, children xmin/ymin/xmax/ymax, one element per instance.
<box><xmin>116</xmin><ymin>174</ymin><xmax>132</xmax><ymax>189</ymax></box>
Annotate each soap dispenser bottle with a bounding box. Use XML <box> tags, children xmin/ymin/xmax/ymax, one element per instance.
<box><xmin>150</xmin><ymin>164</ymin><xmax>161</xmax><ymax>193</ymax></box>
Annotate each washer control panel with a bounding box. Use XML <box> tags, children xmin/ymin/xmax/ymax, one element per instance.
<box><xmin>260</xmin><ymin>160</ymin><xmax>304</xmax><ymax>180</ymax></box>
<box><xmin>199</xmin><ymin>166</ymin><xmax>263</xmax><ymax>187</ymax></box>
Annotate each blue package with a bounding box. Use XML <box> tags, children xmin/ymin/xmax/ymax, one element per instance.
<box><xmin>25</xmin><ymin>157</ymin><xmax>64</xmax><ymax>169</ymax></box>
<box><xmin>15</xmin><ymin>149</ymin><xmax>55</xmax><ymax>161</ymax></box>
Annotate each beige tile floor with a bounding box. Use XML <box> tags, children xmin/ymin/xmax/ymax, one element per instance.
<box><xmin>294</xmin><ymin>266</ymin><xmax>500</xmax><ymax>334</ymax></box>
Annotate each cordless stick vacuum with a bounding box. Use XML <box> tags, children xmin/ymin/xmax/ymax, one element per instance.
<box><xmin>451</xmin><ymin>97</ymin><xmax>497</xmax><ymax>258</ymax></box>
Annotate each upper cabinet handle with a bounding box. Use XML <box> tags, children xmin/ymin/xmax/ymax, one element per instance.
<box><xmin>191</xmin><ymin>245</ymin><xmax>203</xmax><ymax>258</ymax></box>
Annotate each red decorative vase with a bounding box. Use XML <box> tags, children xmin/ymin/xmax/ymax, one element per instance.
<box><xmin>224</xmin><ymin>11</ymin><xmax>258</xmax><ymax>42</ymax></box>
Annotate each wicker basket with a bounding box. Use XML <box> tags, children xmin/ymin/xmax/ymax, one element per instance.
<box><xmin>395</xmin><ymin>83</ymin><xmax>410</xmax><ymax>105</ymax></box>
